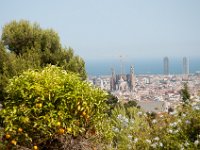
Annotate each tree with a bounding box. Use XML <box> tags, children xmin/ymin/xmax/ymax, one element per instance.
<box><xmin>1</xmin><ymin>20</ymin><xmax>42</xmax><ymax>55</ymax></box>
<box><xmin>63</xmin><ymin>49</ymin><xmax>86</xmax><ymax>79</ymax></box>
<box><xmin>1</xmin><ymin>20</ymin><xmax>86</xmax><ymax>79</ymax></box>
<box><xmin>0</xmin><ymin>42</ymin><xmax>7</xmax><ymax>99</ymax></box>
<box><xmin>0</xmin><ymin>66</ymin><xmax>107</xmax><ymax>149</ymax></box>
<box><xmin>40</xmin><ymin>29</ymin><xmax>61</xmax><ymax>53</ymax></box>
<box><xmin>0</xmin><ymin>42</ymin><xmax>12</xmax><ymax>101</ymax></box>
<box><xmin>124</xmin><ymin>100</ymin><xmax>138</xmax><ymax>108</ymax></box>
<box><xmin>106</xmin><ymin>92</ymin><xmax>118</xmax><ymax>115</ymax></box>
<box><xmin>180</xmin><ymin>83</ymin><xmax>190</xmax><ymax>104</ymax></box>
<box><xmin>0</xmin><ymin>42</ymin><xmax>6</xmax><ymax>74</ymax></box>
<box><xmin>0</xmin><ymin>20</ymin><xmax>87</xmax><ymax>101</ymax></box>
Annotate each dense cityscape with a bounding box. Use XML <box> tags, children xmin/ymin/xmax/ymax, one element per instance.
<box><xmin>88</xmin><ymin>57</ymin><xmax>200</xmax><ymax>113</ymax></box>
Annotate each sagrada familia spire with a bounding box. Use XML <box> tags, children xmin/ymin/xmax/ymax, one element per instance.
<box><xmin>110</xmin><ymin>65</ymin><xmax>136</xmax><ymax>92</ymax></box>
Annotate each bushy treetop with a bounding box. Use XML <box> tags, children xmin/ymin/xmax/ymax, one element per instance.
<box><xmin>0</xmin><ymin>20</ymin><xmax>87</xmax><ymax>101</ymax></box>
<box><xmin>1</xmin><ymin>20</ymin><xmax>61</xmax><ymax>55</ymax></box>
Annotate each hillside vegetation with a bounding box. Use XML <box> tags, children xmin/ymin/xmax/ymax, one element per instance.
<box><xmin>0</xmin><ymin>20</ymin><xmax>200</xmax><ymax>150</ymax></box>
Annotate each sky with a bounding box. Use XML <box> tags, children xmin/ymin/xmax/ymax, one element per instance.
<box><xmin>0</xmin><ymin>0</ymin><xmax>200</xmax><ymax>63</ymax></box>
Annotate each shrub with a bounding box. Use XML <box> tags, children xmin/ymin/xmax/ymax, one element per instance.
<box><xmin>0</xmin><ymin>65</ymin><xmax>108</xmax><ymax>149</ymax></box>
<box><xmin>99</xmin><ymin>104</ymin><xmax>151</xmax><ymax>150</ymax></box>
<box><xmin>99</xmin><ymin>103</ymin><xmax>200</xmax><ymax>150</ymax></box>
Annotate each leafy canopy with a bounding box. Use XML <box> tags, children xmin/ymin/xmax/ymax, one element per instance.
<box><xmin>0</xmin><ymin>20</ymin><xmax>86</xmax><ymax>79</ymax></box>
<box><xmin>0</xmin><ymin>20</ymin><xmax>87</xmax><ymax>101</ymax></box>
<box><xmin>1</xmin><ymin>20</ymin><xmax>61</xmax><ymax>55</ymax></box>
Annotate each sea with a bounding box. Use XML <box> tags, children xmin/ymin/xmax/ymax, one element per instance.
<box><xmin>85</xmin><ymin>58</ymin><xmax>200</xmax><ymax>76</ymax></box>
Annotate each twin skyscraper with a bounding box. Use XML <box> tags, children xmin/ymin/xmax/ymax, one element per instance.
<box><xmin>163</xmin><ymin>57</ymin><xmax>189</xmax><ymax>75</ymax></box>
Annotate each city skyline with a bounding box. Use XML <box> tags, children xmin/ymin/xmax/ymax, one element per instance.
<box><xmin>0</xmin><ymin>0</ymin><xmax>200</xmax><ymax>62</ymax></box>
<box><xmin>86</xmin><ymin>57</ymin><xmax>200</xmax><ymax>76</ymax></box>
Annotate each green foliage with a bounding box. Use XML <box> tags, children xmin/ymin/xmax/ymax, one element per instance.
<box><xmin>40</xmin><ymin>29</ymin><xmax>61</xmax><ymax>53</ymax></box>
<box><xmin>106</xmin><ymin>93</ymin><xmax>118</xmax><ymax>106</ymax></box>
<box><xmin>99</xmin><ymin>105</ymin><xmax>150</xmax><ymax>150</ymax></box>
<box><xmin>0</xmin><ymin>20</ymin><xmax>87</xmax><ymax>101</ymax></box>
<box><xmin>1</xmin><ymin>20</ymin><xmax>86</xmax><ymax>78</ymax></box>
<box><xmin>0</xmin><ymin>42</ymin><xmax>6</xmax><ymax>74</ymax></box>
<box><xmin>61</xmin><ymin>48</ymin><xmax>86</xmax><ymax>80</ymax></box>
<box><xmin>0</xmin><ymin>128</ymin><xmax>6</xmax><ymax>149</ymax></box>
<box><xmin>124</xmin><ymin>100</ymin><xmax>138</xmax><ymax>109</ymax></box>
<box><xmin>0</xmin><ymin>42</ymin><xmax>12</xmax><ymax>100</ymax></box>
<box><xmin>98</xmin><ymin>103</ymin><xmax>200</xmax><ymax>150</ymax></box>
<box><xmin>2</xmin><ymin>20</ymin><xmax>42</xmax><ymax>55</ymax></box>
<box><xmin>0</xmin><ymin>66</ymin><xmax>107</xmax><ymax>149</ymax></box>
<box><xmin>105</xmin><ymin>92</ymin><xmax>118</xmax><ymax>116</ymax></box>
<box><xmin>1</xmin><ymin>20</ymin><xmax>62</xmax><ymax>55</ymax></box>
<box><xmin>180</xmin><ymin>83</ymin><xmax>190</xmax><ymax>104</ymax></box>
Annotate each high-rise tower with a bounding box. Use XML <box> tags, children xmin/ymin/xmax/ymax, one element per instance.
<box><xmin>183</xmin><ymin>57</ymin><xmax>189</xmax><ymax>75</ymax></box>
<box><xmin>110</xmin><ymin>68</ymin><xmax>116</xmax><ymax>91</ymax></box>
<box><xmin>129</xmin><ymin>65</ymin><xmax>135</xmax><ymax>92</ymax></box>
<box><xmin>163</xmin><ymin>57</ymin><xmax>169</xmax><ymax>75</ymax></box>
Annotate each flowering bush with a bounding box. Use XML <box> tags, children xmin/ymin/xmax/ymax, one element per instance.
<box><xmin>99</xmin><ymin>103</ymin><xmax>200</xmax><ymax>150</ymax></box>
<box><xmin>99</xmin><ymin>104</ymin><xmax>151</xmax><ymax>149</ymax></box>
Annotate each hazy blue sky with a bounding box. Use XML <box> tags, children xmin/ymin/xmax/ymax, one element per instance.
<box><xmin>0</xmin><ymin>0</ymin><xmax>200</xmax><ymax>62</ymax></box>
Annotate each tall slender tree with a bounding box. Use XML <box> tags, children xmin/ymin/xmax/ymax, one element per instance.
<box><xmin>180</xmin><ymin>83</ymin><xmax>190</xmax><ymax>104</ymax></box>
